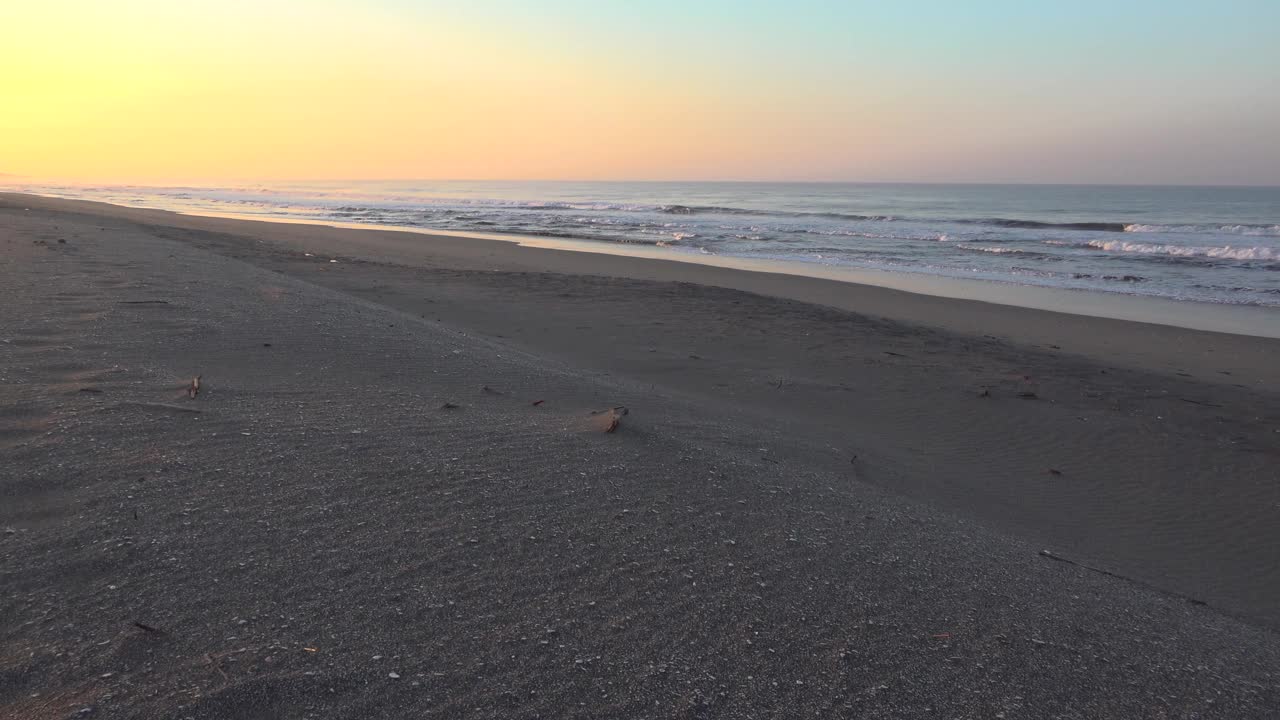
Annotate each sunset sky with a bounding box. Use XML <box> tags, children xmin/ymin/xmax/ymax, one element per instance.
<box><xmin>4</xmin><ymin>0</ymin><xmax>1278</xmax><ymax>185</ymax></box>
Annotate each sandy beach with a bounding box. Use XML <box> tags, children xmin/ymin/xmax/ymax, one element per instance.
<box><xmin>3</xmin><ymin>193</ymin><xmax>1279</xmax><ymax>718</ymax></box>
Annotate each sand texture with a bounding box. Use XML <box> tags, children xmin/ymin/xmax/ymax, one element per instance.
<box><xmin>2</xmin><ymin>194</ymin><xmax>1279</xmax><ymax>719</ymax></box>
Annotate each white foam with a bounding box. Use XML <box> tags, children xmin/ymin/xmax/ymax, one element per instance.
<box><xmin>1124</xmin><ymin>224</ymin><xmax>1198</xmax><ymax>234</ymax></box>
<box><xmin>1221</xmin><ymin>224</ymin><xmax>1280</xmax><ymax>237</ymax></box>
<box><xmin>1087</xmin><ymin>240</ymin><xmax>1278</xmax><ymax>261</ymax></box>
<box><xmin>956</xmin><ymin>244</ymin><xmax>1031</xmax><ymax>255</ymax></box>
<box><xmin>1125</xmin><ymin>223</ymin><xmax>1280</xmax><ymax>237</ymax></box>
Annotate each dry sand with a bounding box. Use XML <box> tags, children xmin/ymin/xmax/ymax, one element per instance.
<box><xmin>2</xmin><ymin>193</ymin><xmax>1279</xmax><ymax>718</ymax></box>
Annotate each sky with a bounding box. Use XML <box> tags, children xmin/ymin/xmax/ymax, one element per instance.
<box><xmin>2</xmin><ymin>0</ymin><xmax>1278</xmax><ymax>185</ymax></box>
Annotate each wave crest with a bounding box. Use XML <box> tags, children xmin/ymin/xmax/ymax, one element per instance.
<box><xmin>1086</xmin><ymin>240</ymin><xmax>1278</xmax><ymax>261</ymax></box>
<box><xmin>1125</xmin><ymin>223</ymin><xmax>1280</xmax><ymax>237</ymax></box>
<box><xmin>956</xmin><ymin>244</ymin><xmax>1049</xmax><ymax>257</ymax></box>
<box><xmin>968</xmin><ymin>218</ymin><xmax>1128</xmax><ymax>232</ymax></box>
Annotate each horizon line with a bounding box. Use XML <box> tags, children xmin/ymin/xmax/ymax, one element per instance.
<box><xmin>4</xmin><ymin>175</ymin><xmax>1279</xmax><ymax>190</ymax></box>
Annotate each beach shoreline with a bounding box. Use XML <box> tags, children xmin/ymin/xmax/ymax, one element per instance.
<box><xmin>3</xmin><ymin>193</ymin><xmax>1279</xmax><ymax>717</ymax></box>
<box><xmin>9</xmin><ymin>189</ymin><xmax>1280</xmax><ymax>339</ymax></box>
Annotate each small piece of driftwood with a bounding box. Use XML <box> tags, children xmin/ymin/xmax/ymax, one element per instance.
<box><xmin>591</xmin><ymin>406</ymin><xmax>629</xmax><ymax>433</ymax></box>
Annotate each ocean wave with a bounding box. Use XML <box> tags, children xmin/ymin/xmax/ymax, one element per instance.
<box><xmin>1222</xmin><ymin>224</ymin><xmax>1280</xmax><ymax>237</ymax></box>
<box><xmin>804</xmin><ymin>228</ymin><xmax>947</xmax><ymax>242</ymax></box>
<box><xmin>666</xmin><ymin>212</ymin><xmax>1277</xmax><ymax>237</ymax></box>
<box><xmin>960</xmin><ymin>218</ymin><xmax>1128</xmax><ymax>232</ymax></box>
<box><xmin>661</xmin><ymin>204</ymin><xmax>893</xmax><ymax>222</ymax></box>
<box><xmin>1004</xmin><ymin>267</ymin><xmax>1145</xmax><ymax>282</ymax></box>
<box><xmin>1086</xmin><ymin>240</ymin><xmax>1279</xmax><ymax>261</ymax></box>
<box><xmin>650</xmin><ymin>231</ymin><xmax>697</xmax><ymax>244</ymax></box>
<box><xmin>1070</xmin><ymin>273</ymin><xmax>1147</xmax><ymax>282</ymax></box>
<box><xmin>501</xmin><ymin>201</ymin><xmax>659</xmax><ymax>212</ymax></box>
<box><xmin>1125</xmin><ymin>223</ymin><xmax>1280</xmax><ymax>237</ymax></box>
<box><xmin>1007</xmin><ymin>266</ymin><xmax>1068</xmax><ymax>279</ymax></box>
<box><xmin>955</xmin><ymin>244</ymin><xmax>1053</xmax><ymax>258</ymax></box>
<box><xmin>1192</xmin><ymin>283</ymin><xmax>1280</xmax><ymax>295</ymax></box>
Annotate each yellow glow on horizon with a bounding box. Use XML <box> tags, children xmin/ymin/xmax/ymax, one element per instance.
<box><xmin>2</xmin><ymin>0</ymin><xmax>915</xmax><ymax>182</ymax></box>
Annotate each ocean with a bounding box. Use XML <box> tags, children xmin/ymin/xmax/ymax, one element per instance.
<box><xmin>9</xmin><ymin>180</ymin><xmax>1279</xmax><ymax>308</ymax></box>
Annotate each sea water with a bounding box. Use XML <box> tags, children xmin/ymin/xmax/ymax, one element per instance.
<box><xmin>10</xmin><ymin>180</ymin><xmax>1278</xmax><ymax>308</ymax></box>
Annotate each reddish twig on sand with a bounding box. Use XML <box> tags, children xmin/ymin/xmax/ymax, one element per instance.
<box><xmin>187</xmin><ymin>375</ymin><xmax>202</xmax><ymax>399</ymax></box>
<box><xmin>531</xmin><ymin>399</ymin><xmax>545</xmax><ymax>406</ymax></box>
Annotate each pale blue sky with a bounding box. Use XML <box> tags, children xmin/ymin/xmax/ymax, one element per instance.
<box><xmin>393</xmin><ymin>0</ymin><xmax>1280</xmax><ymax>184</ymax></box>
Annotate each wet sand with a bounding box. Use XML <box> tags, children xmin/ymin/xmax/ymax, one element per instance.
<box><xmin>2</xmin><ymin>193</ymin><xmax>1279</xmax><ymax>718</ymax></box>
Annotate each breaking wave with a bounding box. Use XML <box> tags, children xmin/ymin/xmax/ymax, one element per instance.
<box><xmin>965</xmin><ymin>218</ymin><xmax>1129</xmax><ymax>232</ymax></box>
<box><xmin>1085</xmin><ymin>240</ymin><xmax>1279</xmax><ymax>262</ymax></box>
<box><xmin>956</xmin><ymin>244</ymin><xmax>1054</xmax><ymax>258</ymax></box>
<box><xmin>1125</xmin><ymin>223</ymin><xmax>1280</xmax><ymax>237</ymax></box>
